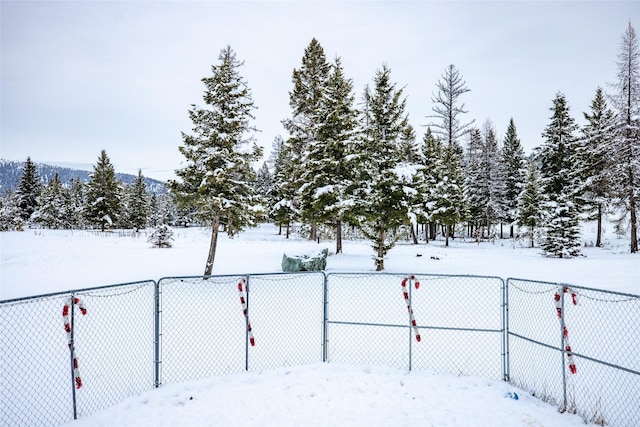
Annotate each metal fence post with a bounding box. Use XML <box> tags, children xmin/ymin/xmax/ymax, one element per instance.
<box><xmin>408</xmin><ymin>274</ymin><xmax>413</xmax><ymax>371</ymax></box>
<box><xmin>68</xmin><ymin>292</ymin><xmax>78</xmax><ymax>420</ymax></box>
<box><xmin>154</xmin><ymin>280</ymin><xmax>160</xmax><ymax>388</ymax></box>
<box><xmin>503</xmin><ymin>279</ymin><xmax>510</xmax><ymax>381</ymax></box>
<box><xmin>323</xmin><ymin>272</ymin><xmax>328</xmax><ymax>363</ymax></box>
<box><xmin>560</xmin><ymin>287</ymin><xmax>568</xmax><ymax>412</ymax></box>
<box><xmin>245</xmin><ymin>275</ymin><xmax>250</xmax><ymax>371</ymax></box>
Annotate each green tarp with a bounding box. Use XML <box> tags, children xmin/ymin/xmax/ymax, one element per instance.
<box><xmin>282</xmin><ymin>248</ymin><xmax>328</xmax><ymax>272</ymax></box>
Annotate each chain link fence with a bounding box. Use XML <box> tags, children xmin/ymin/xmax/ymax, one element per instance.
<box><xmin>0</xmin><ymin>281</ymin><xmax>156</xmax><ymax>427</ymax></box>
<box><xmin>0</xmin><ymin>273</ymin><xmax>638</xmax><ymax>426</ymax></box>
<box><xmin>507</xmin><ymin>279</ymin><xmax>640</xmax><ymax>426</ymax></box>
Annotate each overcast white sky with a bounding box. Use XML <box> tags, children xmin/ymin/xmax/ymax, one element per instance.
<box><xmin>1</xmin><ymin>1</ymin><xmax>638</xmax><ymax>181</ymax></box>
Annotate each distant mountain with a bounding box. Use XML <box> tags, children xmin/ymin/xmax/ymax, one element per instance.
<box><xmin>0</xmin><ymin>159</ymin><xmax>166</xmax><ymax>194</ymax></box>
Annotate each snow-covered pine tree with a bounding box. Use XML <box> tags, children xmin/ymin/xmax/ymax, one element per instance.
<box><xmin>352</xmin><ymin>64</ymin><xmax>411</xmax><ymax>270</ymax></box>
<box><xmin>283</xmin><ymin>38</ymin><xmax>331</xmax><ymax>241</ymax></box>
<box><xmin>124</xmin><ymin>170</ymin><xmax>149</xmax><ymax>232</ymax></box>
<box><xmin>608</xmin><ymin>22</ymin><xmax>640</xmax><ymax>253</ymax></box>
<box><xmin>431</xmin><ymin>143</ymin><xmax>466</xmax><ymax>247</ymax></box>
<box><xmin>307</xmin><ymin>56</ymin><xmax>359</xmax><ymax>254</ymax></box>
<box><xmin>34</xmin><ymin>172</ymin><xmax>65</xmax><ymax>229</ymax></box>
<box><xmin>84</xmin><ymin>150</ymin><xmax>122</xmax><ymax>232</ymax></box>
<box><xmin>501</xmin><ymin>118</ymin><xmax>527</xmax><ymax>238</ymax></box>
<box><xmin>148</xmin><ymin>223</ymin><xmax>174</xmax><ymax>248</ymax></box>
<box><xmin>579</xmin><ymin>87</ymin><xmax>617</xmax><ymax>247</ymax></box>
<box><xmin>427</xmin><ymin>64</ymin><xmax>475</xmax><ymax>157</ymax></box>
<box><xmin>517</xmin><ymin>161</ymin><xmax>545</xmax><ymax>248</ymax></box>
<box><xmin>254</xmin><ymin>162</ymin><xmax>273</xmax><ymax>201</ymax></box>
<box><xmin>149</xmin><ymin>192</ymin><xmax>176</xmax><ymax>228</ymax></box>
<box><xmin>464</xmin><ymin>128</ymin><xmax>484</xmax><ymax>239</ymax></box>
<box><xmin>64</xmin><ymin>177</ymin><xmax>86</xmax><ymax>229</ymax></box>
<box><xmin>537</xmin><ymin>92</ymin><xmax>582</xmax><ymax>258</ymax></box>
<box><xmin>479</xmin><ymin>121</ymin><xmax>508</xmax><ymax>239</ymax></box>
<box><xmin>168</xmin><ymin>46</ymin><xmax>263</xmax><ymax>276</ymax></box>
<box><xmin>397</xmin><ymin>124</ymin><xmax>420</xmax><ymax>164</ymax></box>
<box><xmin>413</xmin><ymin>127</ymin><xmax>443</xmax><ymax>242</ymax></box>
<box><xmin>15</xmin><ymin>157</ymin><xmax>43</xmax><ymax>222</ymax></box>
<box><xmin>0</xmin><ymin>190</ymin><xmax>24</xmax><ymax>231</ymax></box>
<box><xmin>270</xmin><ymin>135</ymin><xmax>298</xmax><ymax>238</ymax></box>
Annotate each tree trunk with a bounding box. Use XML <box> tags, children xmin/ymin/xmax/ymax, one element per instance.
<box><xmin>630</xmin><ymin>185</ymin><xmax>638</xmax><ymax>253</ymax></box>
<box><xmin>596</xmin><ymin>203</ymin><xmax>603</xmax><ymax>248</ymax></box>
<box><xmin>278</xmin><ymin>223</ymin><xmax>282</xmax><ymax>235</ymax></box>
<box><xmin>286</xmin><ymin>222</ymin><xmax>290</xmax><ymax>239</ymax></box>
<box><xmin>336</xmin><ymin>218</ymin><xmax>343</xmax><ymax>254</ymax></box>
<box><xmin>376</xmin><ymin>221</ymin><xmax>385</xmax><ymax>271</ymax></box>
<box><xmin>204</xmin><ymin>215</ymin><xmax>220</xmax><ymax>276</ymax></box>
<box><xmin>510</xmin><ymin>224</ymin><xmax>514</xmax><ymax>239</ymax></box>
<box><xmin>309</xmin><ymin>223</ymin><xmax>317</xmax><ymax>241</ymax></box>
<box><xmin>410</xmin><ymin>223</ymin><xmax>418</xmax><ymax>244</ymax></box>
<box><xmin>429</xmin><ymin>222</ymin><xmax>436</xmax><ymax>241</ymax></box>
<box><xmin>445</xmin><ymin>224</ymin><xmax>450</xmax><ymax>247</ymax></box>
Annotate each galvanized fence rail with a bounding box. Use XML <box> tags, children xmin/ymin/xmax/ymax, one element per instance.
<box><xmin>0</xmin><ymin>273</ymin><xmax>638</xmax><ymax>427</ymax></box>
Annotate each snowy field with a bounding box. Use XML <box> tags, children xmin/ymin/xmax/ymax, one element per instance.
<box><xmin>1</xmin><ymin>222</ymin><xmax>637</xmax><ymax>300</ymax></box>
<box><xmin>1</xmin><ymin>223</ymin><xmax>638</xmax><ymax>427</ymax></box>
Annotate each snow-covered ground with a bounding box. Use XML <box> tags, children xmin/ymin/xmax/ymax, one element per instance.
<box><xmin>63</xmin><ymin>363</ymin><xmax>587</xmax><ymax>427</ymax></box>
<box><xmin>1</xmin><ymin>223</ymin><xmax>637</xmax><ymax>427</ymax></box>
<box><xmin>1</xmin><ymin>222</ymin><xmax>637</xmax><ymax>300</ymax></box>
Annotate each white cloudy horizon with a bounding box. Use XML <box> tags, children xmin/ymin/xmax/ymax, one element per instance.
<box><xmin>1</xmin><ymin>1</ymin><xmax>637</xmax><ymax>182</ymax></box>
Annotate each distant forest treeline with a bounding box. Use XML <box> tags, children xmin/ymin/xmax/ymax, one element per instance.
<box><xmin>0</xmin><ymin>159</ymin><xmax>166</xmax><ymax>194</ymax></box>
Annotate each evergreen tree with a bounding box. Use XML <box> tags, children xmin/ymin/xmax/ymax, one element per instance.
<box><xmin>34</xmin><ymin>173</ymin><xmax>65</xmax><ymax>228</ymax></box>
<box><xmin>517</xmin><ymin>161</ymin><xmax>545</xmax><ymax>248</ymax></box>
<box><xmin>427</xmin><ymin>64</ymin><xmax>475</xmax><ymax>156</ymax></box>
<box><xmin>0</xmin><ymin>190</ymin><xmax>24</xmax><ymax>231</ymax></box>
<box><xmin>353</xmin><ymin>64</ymin><xmax>410</xmax><ymax>270</ymax></box>
<box><xmin>84</xmin><ymin>150</ymin><xmax>122</xmax><ymax>231</ymax></box>
<box><xmin>149</xmin><ymin>192</ymin><xmax>176</xmax><ymax>228</ymax></box>
<box><xmin>148</xmin><ymin>223</ymin><xmax>174</xmax><ymax>248</ymax></box>
<box><xmin>431</xmin><ymin>143</ymin><xmax>466</xmax><ymax>246</ymax></box>
<box><xmin>283</xmin><ymin>38</ymin><xmax>331</xmax><ymax>240</ymax></box>
<box><xmin>537</xmin><ymin>92</ymin><xmax>582</xmax><ymax>257</ymax></box>
<box><xmin>270</xmin><ymin>135</ymin><xmax>298</xmax><ymax>238</ymax></box>
<box><xmin>64</xmin><ymin>177</ymin><xmax>86</xmax><ymax>229</ymax></box>
<box><xmin>125</xmin><ymin>170</ymin><xmax>150</xmax><ymax>231</ymax></box>
<box><xmin>397</xmin><ymin>124</ymin><xmax>420</xmax><ymax>163</ymax></box>
<box><xmin>305</xmin><ymin>56</ymin><xmax>359</xmax><ymax>254</ymax></box>
<box><xmin>501</xmin><ymin>118</ymin><xmax>527</xmax><ymax>238</ymax></box>
<box><xmin>463</xmin><ymin>128</ymin><xmax>484</xmax><ymax>239</ymax></box>
<box><xmin>254</xmin><ymin>162</ymin><xmax>273</xmax><ymax>202</ymax></box>
<box><xmin>414</xmin><ymin>127</ymin><xmax>443</xmax><ymax>241</ymax></box>
<box><xmin>579</xmin><ymin>87</ymin><xmax>617</xmax><ymax>247</ymax></box>
<box><xmin>15</xmin><ymin>157</ymin><xmax>42</xmax><ymax>222</ymax></box>
<box><xmin>609</xmin><ymin>22</ymin><xmax>640</xmax><ymax>253</ymax></box>
<box><xmin>168</xmin><ymin>46</ymin><xmax>263</xmax><ymax>275</ymax></box>
<box><xmin>479</xmin><ymin>121</ymin><xmax>508</xmax><ymax>238</ymax></box>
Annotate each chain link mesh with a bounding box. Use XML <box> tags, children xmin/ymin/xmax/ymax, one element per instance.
<box><xmin>0</xmin><ymin>280</ymin><xmax>155</xmax><ymax>427</ymax></box>
<box><xmin>1</xmin><ymin>293</ymin><xmax>73</xmax><ymax>427</ymax></box>
<box><xmin>158</xmin><ymin>275</ymin><xmax>247</xmax><ymax>384</ymax></box>
<box><xmin>73</xmin><ymin>282</ymin><xmax>156</xmax><ymax>418</ymax></box>
<box><xmin>507</xmin><ymin>278</ymin><xmax>640</xmax><ymax>426</ymax></box>
<box><xmin>411</xmin><ymin>274</ymin><xmax>504</xmax><ymax>379</ymax></box>
<box><xmin>1</xmin><ymin>273</ymin><xmax>637</xmax><ymax>426</ymax></box>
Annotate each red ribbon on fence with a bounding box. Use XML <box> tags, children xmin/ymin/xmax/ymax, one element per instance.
<box><xmin>401</xmin><ymin>276</ymin><xmax>422</xmax><ymax>342</ymax></box>
<box><xmin>62</xmin><ymin>296</ymin><xmax>87</xmax><ymax>389</ymax></box>
<box><xmin>238</xmin><ymin>278</ymin><xmax>255</xmax><ymax>346</ymax></box>
<box><xmin>554</xmin><ymin>286</ymin><xmax>578</xmax><ymax>375</ymax></box>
